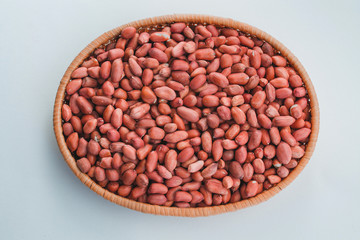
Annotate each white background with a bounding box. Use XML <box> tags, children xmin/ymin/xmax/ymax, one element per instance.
<box><xmin>1</xmin><ymin>0</ymin><xmax>360</xmax><ymax>239</ymax></box>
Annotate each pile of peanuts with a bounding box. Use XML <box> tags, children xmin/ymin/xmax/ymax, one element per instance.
<box><xmin>62</xmin><ymin>22</ymin><xmax>311</xmax><ymax>207</ymax></box>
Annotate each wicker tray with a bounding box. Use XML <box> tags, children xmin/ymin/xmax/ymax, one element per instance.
<box><xmin>53</xmin><ymin>14</ymin><xmax>319</xmax><ymax>217</ymax></box>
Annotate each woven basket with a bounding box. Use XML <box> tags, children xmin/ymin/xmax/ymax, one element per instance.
<box><xmin>53</xmin><ymin>14</ymin><xmax>319</xmax><ymax>217</ymax></box>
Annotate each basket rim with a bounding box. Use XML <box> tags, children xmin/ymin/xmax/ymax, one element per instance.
<box><xmin>53</xmin><ymin>14</ymin><xmax>320</xmax><ymax>217</ymax></box>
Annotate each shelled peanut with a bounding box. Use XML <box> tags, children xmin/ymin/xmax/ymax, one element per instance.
<box><xmin>62</xmin><ymin>22</ymin><xmax>311</xmax><ymax>207</ymax></box>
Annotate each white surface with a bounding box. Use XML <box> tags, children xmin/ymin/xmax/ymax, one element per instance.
<box><xmin>1</xmin><ymin>0</ymin><xmax>360</xmax><ymax>239</ymax></box>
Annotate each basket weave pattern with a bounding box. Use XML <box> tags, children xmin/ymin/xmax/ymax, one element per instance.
<box><xmin>53</xmin><ymin>14</ymin><xmax>319</xmax><ymax>217</ymax></box>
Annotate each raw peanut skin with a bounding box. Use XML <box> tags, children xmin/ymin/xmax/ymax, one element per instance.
<box><xmin>195</xmin><ymin>48</ymin><xmax>216</xmax><ymax>60</ymax></box>
<box><xmin>154</xmin><ymin>86</ymin><xmax>176</xmax><ymax>101</ymax></box>
<box><xmin>229</xmin><ymin>161</ymin><xmax>244</xmax><ymax>179</ymax></box>
<box><xmin>117</xmin><ymin>185</ymin><xmax>132</xmax><ymax>197</ymax></box>
<box><xmin>243</xmin><ymin>163</ymin><xmax>254</xmax><ymax>182</ymax></box>
<box><xmin>177</xmin><ymin>106</ymin><xmax>200</xmax><ymax>122</ymax></box>
<box><xmin>148</xmin><ymin>183</ymin><xmax>168</xmax><ymax>194</ymax></box>
<box><xmin>205</xmin><ymin>179</ymin><xmax>227</xmax><ymax>195</ymax></box>
<box><xmin>166</xmin><ymin>176</ymin><xmax>183</xmax><ymax>187</ymax></box>
<box><xmin>147</xmin><ymin>194</ymin><xmax>167</xmax><ymax>205</ymax></box>
<box><xmin>253</xmin><ymin>158</ymin><xmax>265</xmax><ymax>173</ymax></box>
<box><xmin>83</xmin><ymin>119</ymin><xmax>97</xmax><ymax>134</ymax></box>
<box><xmin>175</xmin><ymin>191</ymin><xmax>193</xmax><ymax>202</ymax></box>
<box><xmin>273</xmin><ymin>116</ymin><xmax>296</xmax><ymax>127</ymax></box>
<box><xmin>76</xmin><ymin>158</ymin><xmax>91</xmax><ymax>173</ymax></box>
<box><xmin>62</xmin><ymin>104</ymin><xmax>72</xmax><ymax>122</ymax></box>
<box><xmin>231</xmin><ymin>107</ymin><xmax>246</xmax><ymax>125</ymax></box>
<box><xmin>121</xmin><ymin>27</ymin><xmax>136</xmax><ymax>39</ymax></box>
<box><xmin>66</xmin><ymin>132</ymin><xmax>79</xmax><ymax>152</ymax></box>
<box><xmin>76</xmin><ymin>96</ymin><xmax>93</xmax><ymax>115</ymax></box>
<box><xmin>209</xmin><ymin>72</ymin><xmax>229</xmax><ymax>88</ymax></box>
<box><xmin>164</xmin><ymin>131</ymin><xmax>188</xmax><ymax>143</ymax></box>
<box><xmin>276</xmin><ymin>142</ymin><xmax>292</xmax><ymax>164</ymax></box>
<box><xmin>246</xmin><ymin>181</ymin><xmax>259</xmax><ymax>198</ymax></box>
<box><xmin>63</xmin><ymin>23</ymin><xmax>312</xmax><ymax>207</ymax></box>
<box><xmin>291</xmin><ymin>145</ymin><xmax>305</xmax><ymax>159</ymax></box>
<box><xmin>293</xmin><ymin>128</ymin><xmax>311</xmax><ymax>142</ymax></box>
<box><xmin>248</xmin><ymin>130</ymin><xmax>262</xmax><ymax>151</ymax></box>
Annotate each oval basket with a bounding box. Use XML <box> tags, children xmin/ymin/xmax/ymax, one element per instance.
<box><xmin>53</xmin><ymin>14</ymin><xmax>319</xmax><ymax>217</ymax></box>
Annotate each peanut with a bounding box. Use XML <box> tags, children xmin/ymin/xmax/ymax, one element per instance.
<box><xmin>62</xmin><ymin>23</ymin><xmax>312</xmax><ymax>208</ymax></box>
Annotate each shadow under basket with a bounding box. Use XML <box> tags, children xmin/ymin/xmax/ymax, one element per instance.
<box><xmin>53</xmin><ymin>14</ymin><xmax>319</xmax><ymax>217</ymax></box>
